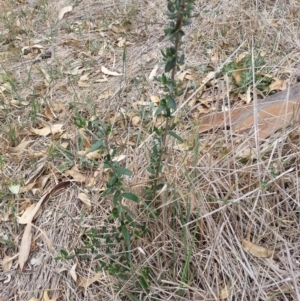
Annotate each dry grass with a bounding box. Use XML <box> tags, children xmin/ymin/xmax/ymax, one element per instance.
<box><xmin>1</xmin><ymin>0</ymin><xmax>300</xmax><ymax>300</ymax></box>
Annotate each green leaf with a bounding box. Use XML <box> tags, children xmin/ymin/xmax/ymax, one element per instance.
<box><xmin>169</xmin><ymin>130</ymin><xmax>184</xmax><ymax>143</ymax></box>
<box><xmin>122</xmin><ymin>226</ymin><xmax>131</xmax><ymax>249</ymax></box>
<box><xmin>155</xmin><ymin>105</ymin><xmax>165</xmax><ymax>116</ymax></box>
<box><xmin>161</xmin><ymin>73</ymin><xmax>168</xmax><ymax>84</ymax></box>
<box><xmin>167</xmin><ymin>1</ymin><xmax>175</xmax><ymax>12</ymax></box>
<box><xmin>103</xmin><ymin>187</ymin><xmax>113</xmax><ymax>196</ymax></box>
<box><xmin>122</xmin><ymin>205</ymin><xmax>137</xmax><ymax>220</ymax></box>
<box><xmin>115</xmin><ymin>166</ymin><xmax>132</xmax><ymax>176</ymax></box>
<box><xmin>183</xmin><ymin>18</ymin><xmax>193</xmax><ymax>26</ymax></box>
<box><xmin>122</xmin><ymin>192</ymin><xmax>139</xmax><ymax>202</ymax></box>
<box><xmin>60</xmin><ymin>249</ymin><xmax>68</xmax><ymax>256</ymax></box>
<box><xmin>162</xmin><ymin>31</ymin><xmax>176</xmax><ymax>42</ymax></box>
<box><xmin>113</xmin><ymin>190</ymin><xmax>121</xmax><ymax>206</ymax></box>
<box><xmin>74</xmin><ymin>117</ymin><xmax>86</xmax><ymax>128</ymax></box>
<box><xmin>111</xmin><ymin>207</ymin><xmax>119</xmax><ymax>218</ymax></box>
<box><xmin>165</xmin><ymin>58</ymin><xmax>176</xmax><ymax>72</ymax></box>
<box><xmin>167</xmin><ymin>96</ymin><xmax>177</xmax><ymax>111</ymax></box>
<box><xmin>165</xmin><ymin>11</ymin><xmax>178</xmax><ymax>19</ymax></box>
<box><xmin>178</xmin><ymin>53</ymin><xmax>185</xmax><ymax>64</ymax></box>
<box><xmin>87</xmin><ymin>140</ymin><xmax>104</xmax><ymax>153</ymax></box>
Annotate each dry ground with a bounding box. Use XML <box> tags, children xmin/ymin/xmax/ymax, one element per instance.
<box><xmin>1</xmin><ymin>0</ymin><xmax>300</xmax><ymax>300</ymax></box>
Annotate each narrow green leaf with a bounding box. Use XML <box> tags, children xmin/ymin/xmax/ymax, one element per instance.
<box><xmin>138</xmin><ymin>276</ymin><xmax>149</xmax><ymax>290</ymax></box>
<box><xmin>122</xmin><ymin>226</ymin><xmax>131</xmax><ymax>249</ymax></box>
<box><xmin>169</xmin><ymin>131</ymin><xmax>184</xmax><ymax>143</ymax></box>
<box><xmin>122</xmin><ymin>192</ymin><xmax>139</xmax><ymax>202</ymax></box>
<box><xmin>122</xmin><ymin>46</ymin><xmax>126</xmax><ymax>63</ymax></box>
<box><xmin>115</xmin><ymin>166</ymin><xmax>133</xmax><ymax>176</ymax></box>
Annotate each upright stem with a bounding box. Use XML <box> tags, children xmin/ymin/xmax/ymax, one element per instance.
<box><xmin>152</xmin><ymin>0</ymin><xmax>186</xmax><ymax>200</ymax></box>
<box><xmin>171</xmin><ymin>0</ymin><xmax>185</xmax><ymax>81</ymax></box>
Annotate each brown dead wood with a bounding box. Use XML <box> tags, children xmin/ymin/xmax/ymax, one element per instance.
<box><xmin>199</xmin><ymin>82</ymin><xmax>300</xmax><ymax>139</ymax></box>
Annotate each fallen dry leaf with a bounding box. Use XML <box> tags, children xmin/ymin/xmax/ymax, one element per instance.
<box><xmin>78</xmin><ymin>73</ymin><xmax>90</xmax><ymax>87</ymax></box>
<box><xmin>77</xmin><ymin>272</ymin><xmax>103</xmax><ymax>288</ymax></box>
<box><xmin>209</xmin><ymin>48</ymin><xmax>219</xmax><ymax>64</ymax></box>
<box><xmin>0</xmin><ymin>212</ymin><xmax>11</xmax><ymax>222</ymax></box>
<box><xmin>219</xmin><ymin>283</ymin><xmax>231</xmax><ymax>300</ymax></box>
<box><xmin>77</xmin><ymin>193</ymin><xmax>91</xmax><ymax>211</ymax></box>
<box><xmin>58</xmin><ymin>6</ymin><xmax>72</xmax><ymax>20</ymax></box>
<box><xmin>2</xmin><ymin>254</ymin><xmax>14</xmax><ymax>271</ymax></box>
<box><xmin>10</xmin><ymin>98</ymin><xmax>29</xmax><ymax>106</ymax></box>
<box><xmin>19</xmin><ymin>223</ymin><xmax>32</xmax><ymax>270</ymax></box>
<box><xmin>131</xmin><ymin>116</ymin><xmax>141</xmax><ymax>126</ymax></box>
<box><xmin>78</xmin><ymin>150</ymin><xmax>102</xmax><ymax>160</ymax></box>
<box><xmin>136</xmin><ymin>100</ymin><xmax>152</xmax><ymax>106</ymax></box>
<box><xmin>21</xmin><ymin>182</ymin><xmax>36</xmax><ymax>194</ymax></box>
<box><xmin>150</xmin><ymin>95</ymin><xmax>160</xmax><ymax>104</ymax></box>
<box><xmin>112</xmin><ymin>154</ymin><xmax>126</xmax><ymax>162</ymax></box>
<box><xmin>173</xmin><ymin>143</ymin><xmax>190</xmax><ymax>151</ymax></box>
<box><xmin>36</xmin><ymin>174</ymin><xmax>50</xmax><ymax>191</ymax></box>
<box><xmin>236</xmin><ymin>52</ymin><xmax>249</xmax><ymax>63</ymax></box>
<box><xmin>43</xmin><ymin>290</ymin><xmax>57</xmax><ymax>301</ymax></box>
<box><xmin>10</xmin><ymin>140</ymin><xmax>34</xmax><ymax>153</ymax></box>
<box><xmin>149</xmin><ymin>64</ymin><xmax>158</xmax><ymax>80</ymax></box>
<box><xmin>65</xmin><ymin>169</ymin><xmax>86</xmax><ymax>182</ymax></box>
<box><xmin>31</xmin><ymin>124</ymin><xmax>64</xmax><ymax>136</ymax></box>
<box><xmin>101</xmin><ymin>66</ymin><xmax>122</xmax><ymax>76</ymax></box>
<box><xmin>18</xmin><ymin>204</ymin><xmax>36</xmax><ymax>224</ymax></box>
<box><xmin>269</xmin><ymin>78</ymin><xmax>286</xmax><ymax>91</ymax></box>
<box><xmin>177</xmin><ymin>70</ymin><xmax>190</xmax><ymax>81</ymax></box>
<box><xmin>44</xmin><ymin>106</ymin><xmax>55</xmax><ymax>120</ymax></box>
<box><xmin>98</xmin><ymin>89</ymin><xmax>112</xmax><ymax>100</ymax></box>
<box><xmin>28</xmin><ymin>148</ymin><xmax>46</xmax><ymax>158</ymax></box>
<box><xmin>70</xmin><ymin>263</ymin><xmax>77</xmax><ymax>282</ymax></box>
<box><xmin>23</xmin><ymin>181</ymin><xmax>72</xmax><ymax>224</ymax></box>
<box><xmin>242</xmin><ymin>239</ymin><xmax>274</xmax><ymax>258</ymax></box>
<box><xmin>232</xmin><ymin>70</ymin><xmax>242</xmax><ymax>84</ymax></box>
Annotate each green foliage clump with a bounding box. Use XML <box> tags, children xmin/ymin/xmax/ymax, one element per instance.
<box><xmin>222</xmin><ymin>53</ymin><xmax>273</xmax><ymax>94</ymax></box>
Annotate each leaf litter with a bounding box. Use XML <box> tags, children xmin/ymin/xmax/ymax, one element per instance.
<box><xmin>1</xmin><ymin>0</ymin><xmax>300</xmax><ymax>300</ymax></box>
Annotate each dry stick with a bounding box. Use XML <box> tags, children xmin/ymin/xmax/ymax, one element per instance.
<box><xmin>138</xmin><ymin>41</ymin><xmax>247</xmax><ymax>149</ymax></box>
